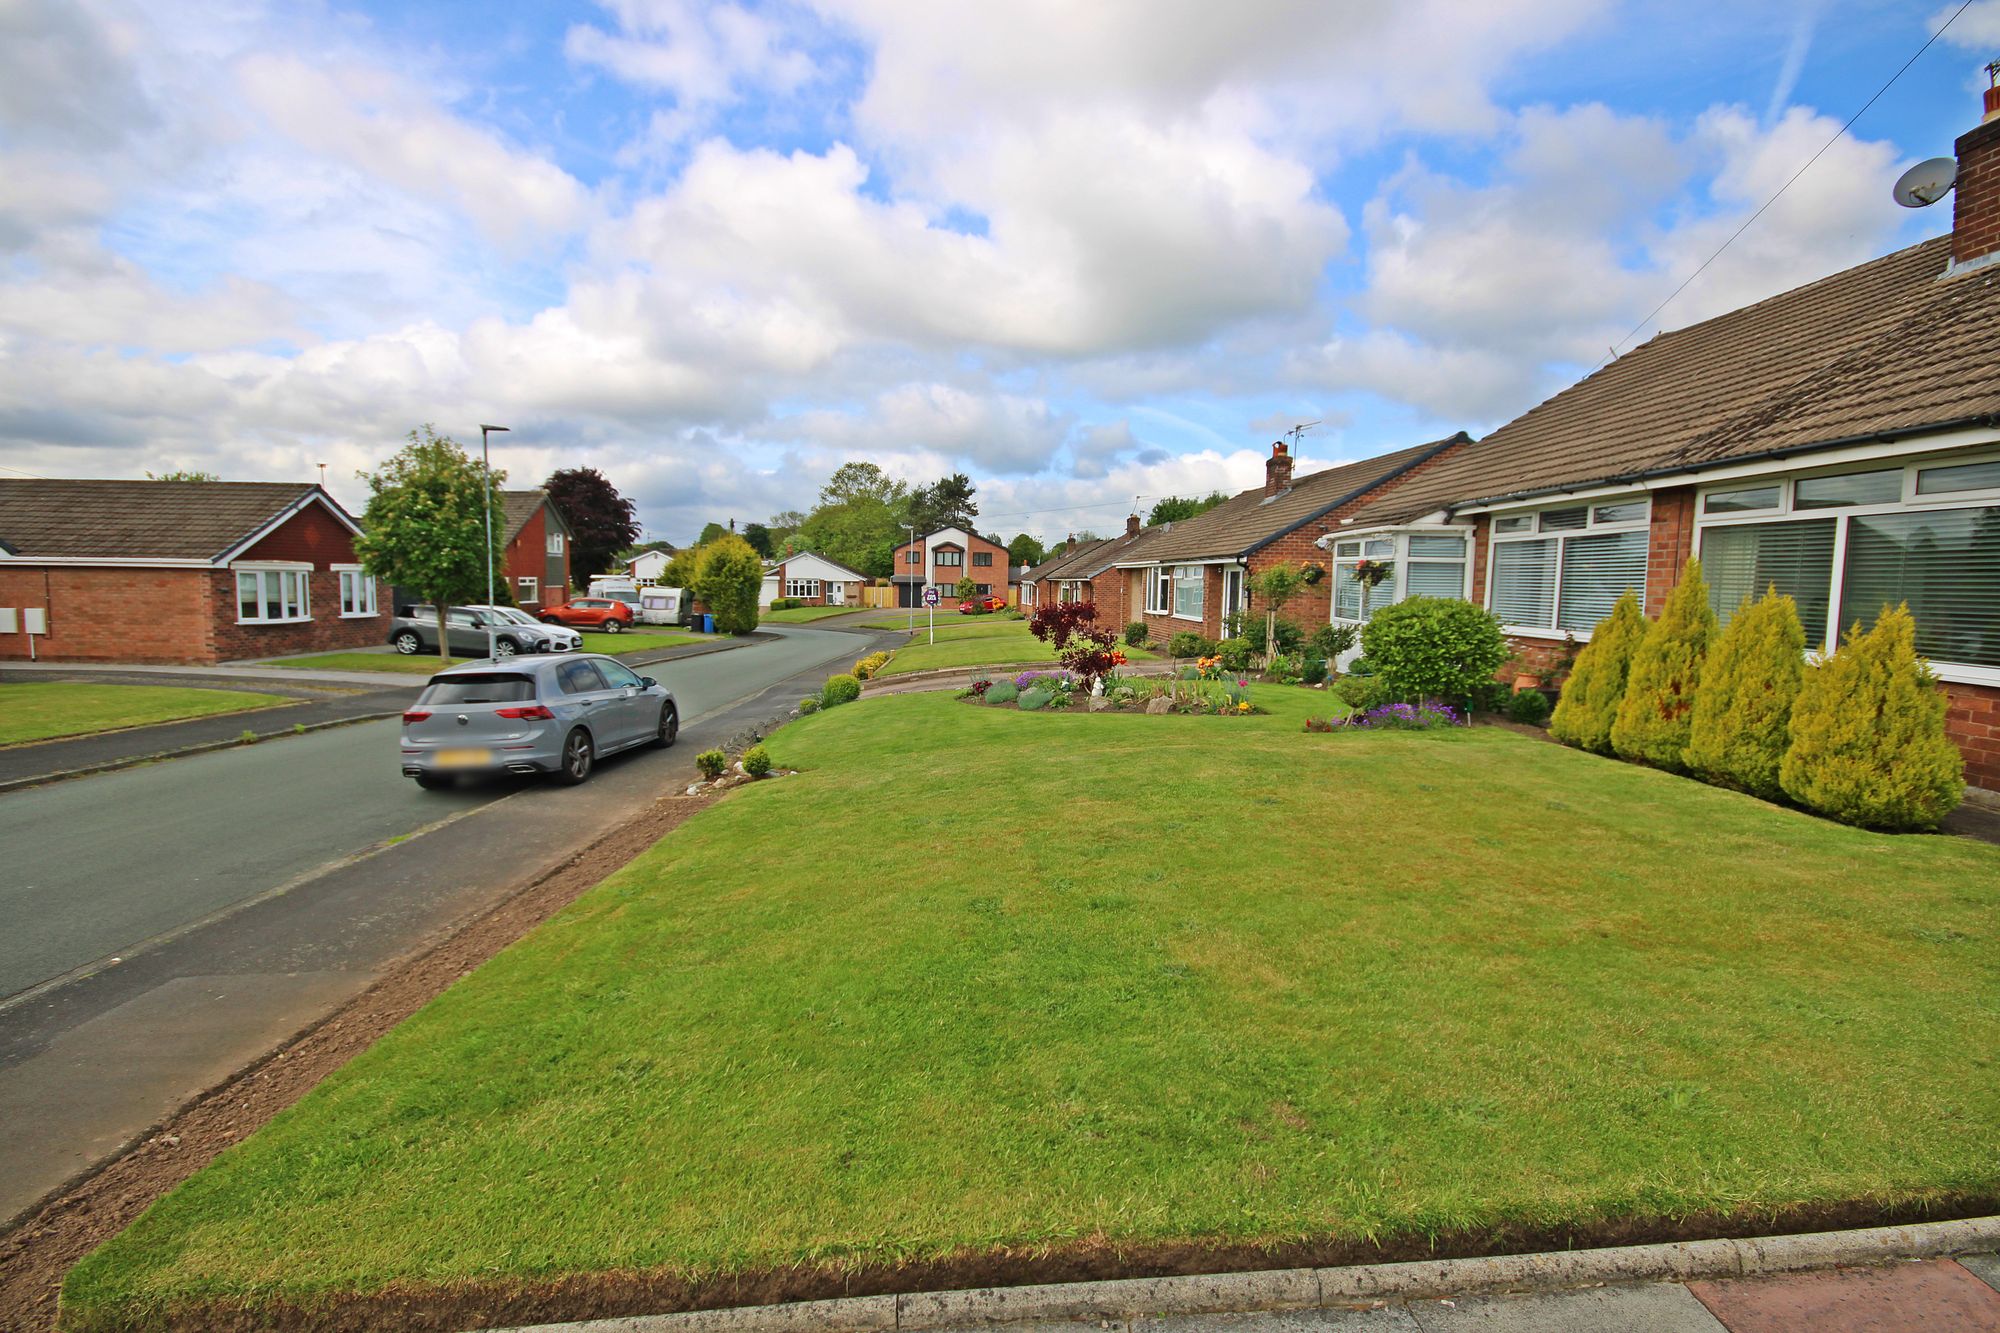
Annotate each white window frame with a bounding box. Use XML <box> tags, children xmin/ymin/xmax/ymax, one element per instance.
<box><xmin>1171</xmin><ymin>565</ymin><xmax>1204</xmax><ymax>622</ymax></box>
<box><xmin>516</xmin><ymin>576</ymin><xmax>539</xmax><ymax>604</ymax></box>
<box><xmin>333</xmin><ymin>565</ymin><xmax>377</xmax><ymax>617</ymax></box>
<box><xmin>233</xmin><ymin>563</ymin><xmax>313</xmax><ymax>625</ymax></box>
<box><xmin>1144</xmin><ymin>566</ymin><xmax>1171</xmax><ymax>614</ymax></box>
<box><xmin>547</xmin><ymin>530</ymin><xmax>565</xmax><ymax>555</ymax></box>
<box><xmin>1693</xmin><ymin>449</ymin><xmax>2000</xmax><ymax>686</ymax></box>
<box><xmin>785</xmin><ymin>578</ymin><xmax>821</xmax><ymax>599</ymax></box>
<box><xmin>1484</xmin><ymin>498</ymin><xmax>1650</xmax><ymax>640</ymax></box>
<box><xmin>1327</xmin><ymin>529</ymin><xmax>1472</xmax><ymax>625</ymax></box>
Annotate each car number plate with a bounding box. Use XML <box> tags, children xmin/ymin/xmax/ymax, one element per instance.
<box><xmin>434</xmin><ymin>748</ymin><xmax>492</xmax><ymax>768</ymax></box>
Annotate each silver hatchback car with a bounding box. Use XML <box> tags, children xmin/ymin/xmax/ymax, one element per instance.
<box><xmin>400</xmin><ymin>653</ymin><xmax>678</xmax><ymax>789</ymax></box>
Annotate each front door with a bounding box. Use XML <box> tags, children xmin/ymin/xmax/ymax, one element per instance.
<box><xmin>830</xmin><ymin>582</ymin><xmax>846</xmax><ymax>606</ymax></box>
<box><xmin>1222</xmin><ymin>567</ymin><xmax>1245</xmax><ymax>638</ymax></box>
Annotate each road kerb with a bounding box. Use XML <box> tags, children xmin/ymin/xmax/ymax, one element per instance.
<box><xmin>0</xmin><ymin>710</ymin><xmax>405</xmax><ymax>795</ymax></box>
<box><xmin>488</xmin><ymin>1216</ymin><xmax>2000</xmax><ymax>1332</ymax></box>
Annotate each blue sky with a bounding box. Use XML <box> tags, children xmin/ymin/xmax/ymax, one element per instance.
<box><xmin>3</xmin><ymin>0</ymin><xmax>1997</xmax><ymax>544</ymax></box>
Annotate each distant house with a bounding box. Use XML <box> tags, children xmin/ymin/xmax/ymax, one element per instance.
<box><xmin>627</xmin><ymin>548</ymin><xmax>675</xmax><ymax>584</ymax></box>
<box><xmin>889</xmin><ymin>526</ymin><xmax>1012</xmax><ymax>607</ymax></box>
<box><xmin>0</xmin><ymin>479</ymin><xmax>385</xmax><ymax>665</ymax></box>
<box><xmin>759</xmin><ymin>551</ymin><xmax>868</xmax><ymax>607</ymax></box>
<box><xmin>498</xmin><ymin>490</ymin><xmax>574</xmax><ymax>610</ymax></box>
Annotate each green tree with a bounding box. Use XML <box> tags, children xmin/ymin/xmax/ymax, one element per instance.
<box><xmin>1779</xmin><ymin>604</ymin><xmax>1963</xmax><ymax>829</ymax></box>
<box><xmin>146</xmin><ymin>468</ymin><xmax>221</xmax><ymax>482</ymax></box>
<box><xmin>1685</xmin><ymin>588</ymin><xmax>1806</xmax><ymax>800</ymax></box>
<box><xmin>697</xmin><ymin>521</ymin><xmax>729</xmax><ymax>546</ymax></box>
<box><xmin>954</xmin><ymin>575</ymin><xmax>978</xmax><ymax>600</ymax></box>
<box><xmin>907</xmin><ymin>472</ymin><xmax>977</xmax><ymax>533</ymax></box>
<box><xmin>1008</xmin><ymin>533</ymin><xmax>1046</xmax><ymax>567</ymax></box>
<box><xmin>354</xmin><ymin>426</ymin><xmax>505</xmax><ymax>662</ymax></box>
<box><xmin>741</xmin><ymin>522</ymin><xmax>774</xmax><ymax>558</ymax></box>
<box><xmin>797</xmin><ymin>461</ymin><xmax>910</xmax><ymax>576</ymax></box>
<box><xmin>820</xmin><ymin>461</ymin><xmax>908</xmax><ymax>509</ymax></box>
<box><xmin>661</xmin><ymin>546</ymin><xmax>701</xmax><ymax>590</ymax></box>
<box><xmin>1548</xmin><ymin>591</ymin><xmax>1648</xmax><ymax>754</ymax></box>
<box><xmin>1148</xmin><ymin>491</ymin><xmax>1228</xmax><ymax>525</ymax></box>
<box><xmin>694</xmin><ymin>535</ymin><xmax>764</xmax><ymax>634</ymax></box>
<box><xmin>1610</xmin><ymin>559</ymin><xmax>1716</xmax><ymax>772</ymax></box>
<box><xmin>1249</xmin><ymin>563</ymin><xmax>1309</xmax><ymax>660</ymax></box>
<box><xmin>542</xmin><ymin>467</ymin><xmax>639</xmax><ymax>583</ymax></box>
<box><xmin>1359</xmin><ymin>597</ymin><xmax>1508</xmax><ymax>707</ymax></box>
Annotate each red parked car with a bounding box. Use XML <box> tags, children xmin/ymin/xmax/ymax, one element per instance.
<box><xmin>958</xmin><ymin>595</ymin><xmax>1007</xmax><ymax>614</ymax></box>
<box><xmin>539</xmin><ymin>597</ymin><xmax>635</xmax><ymax>632</ymax></box>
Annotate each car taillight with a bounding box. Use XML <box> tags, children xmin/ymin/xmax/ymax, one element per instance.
<box><xmin>402</xmin><ymin>710</ymin><xmax>431</xmax><ymax>723</ymax></box>
<box><xmin>495</xmin><ymin>705</ymin><xmax>555</xmax><ymax>720</ymax></box>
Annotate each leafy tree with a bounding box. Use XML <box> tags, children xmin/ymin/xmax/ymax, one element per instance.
<box><xmin>694</xmin><ymin>535</ymin><xmax>763</xmax><ymax>634</ymax></box>
<box><xmin>697</xmin><ymin>521</ymin><xmax>729</xmax><ymax>546</ymax></box>
<box><xmin>1610</xmin><ymin>559</ymin><xmax>1717</xmax><ymax>772</ymax></box>
<box><xmin>146</xmin><ymin>468</ymin><xmax>221</xmax><ymax>482</ymax></box>
<box><xmin>1148</xmin><ymin>491</ymin><xmax>1228</xmax><ymax>525</ymax></box>
<box><xmin>1779</xmin><ymin>604</ymin><xmax>1963</xmax><ymax>829</ymax></box>
<box><xmin>820</xmin><ymin>461</ymin><xmax>908</xmax><ymax>509</ymax></box>
<box><xmin>542</xmin><ymin>467</ymin><xmax>638</xmax><ymax>583</ymax></box>
<box><xmin>797</xmin><ymin>461</ymin><xmax>910</xmax><ymax>576</ymax></box>
<box><xmin>354</xmin><ymin>426</ymin><xmax>505</xmax><ymax>662</ymax></box>
<box><xmin>1008</xmin><ymin>533</ymin><xmax>1046</xmax><ymax>567</ymax></box>
<box><xmin>1249</xmin><ymin>563</ymin><xmax>1309</xmax><ymax>661</ymax></box>
<box><xmin>661</xmin><ymin>546</ymin><xmax>701</xmax><ymax>590</ymax></box>
<box><xmin>1359</xmin><ymin>597</ymin><xmax>1508</xmax><ymax>707</ymax></box>
<box><xmin>954</xmin><ymin>575</ymin><xmax>978</xmax><ymax>600</ymax></box>
<box><xmin>741</xmin><ymin>522</ymin><xmax>774</xmax><ymax>558</ymax></box>
<box><xmin>1684</xmin><ymin>588</ymin><xmax>1806</xmax><ymax>800</ymax></box>
<box><xmin>907</xmin><ymin>472</ymin><xmax>978</xmax><ymax>533</ymax></box>
<box><xmin>1549</xmin><ymin>592</ymin><xmax>1648</xmax><ymax>754</ymax></box>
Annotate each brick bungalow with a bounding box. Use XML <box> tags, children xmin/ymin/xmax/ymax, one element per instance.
<box><xmin>1318</xmin><ymin>85</ymin><xmax>2000</xmax><ymax>794</ymax></box>
<box><xmin>890</xmin><ymin>526</ymin><xmax>1012</xmax><ymax>607</ymax></box>
<box><xmin>0</xmin><ymin>479</ymin><xmax>385</xmax><ymax>665</ymax></box>
<box><xmin>759</xmin><ymin>551</ymin><xmax>868</xmax><ymax>607</ymax></box>
<box><xmin>499</xmin><ymin>490</ymin><xmax>575</xmax><ymax>610</ymax></box>
<box><xmin>1106</xmin><ymin>434</ymin><xmax>1471</xmax><ymax>647</ymax></box>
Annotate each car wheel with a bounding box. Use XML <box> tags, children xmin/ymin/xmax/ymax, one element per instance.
<box><xmin>493</xmin><ymin>638</ymin><xmax>517</xmax><ymax>658</ymax></box>
<box><xmin>602</xmin><ymin>619</ymin><xmax>623</xmax><ymax>634</ymax></box>
<box><xmin>414</xmin><ymin>772</ymin><xmax>454</xmax><ymax>791</ymax></box>
<box><xmin>392</xmin><ymin>631</ymin><xmax>423</xmax><ymax>655</ymax></box>
<box><xmin>653</xmin><ymin>704</ymin><xmax>678</xmax><ymax>748</ymax></box>
<box><xmin>556</xmin><ymin>729</ymin><xmax>594</xmax><ymax>785</ymax></box>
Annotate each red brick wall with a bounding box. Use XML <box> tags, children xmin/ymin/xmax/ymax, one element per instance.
<box><xmin>0</xmin><ymin>566</ymin><xmax>213</xmax><ymax>663</ymax></box>
<box><xmin>506</xmin><ymin>506</ymin><xmax>547</xmax><ymax>606</ymax></box>
<box><xmin>206</xmin><ymin>569</ymin><xmax>386</xmax><ymax>661</ymax></box>
<box><xmin>1951</xmin><ymin>116</ymin><xmax>2000</xmax><ymax>268</ymax></box>
<box><xmin>1944</xmin><ymin>683</ymin><xmax>2000</xmax><ymax>793</ymax></box>
<box><xmin>241</xmin><ymin>501</ymin><xmax>359</xmax><ymax>565</ymax></box>
<box><xmin>1644</xmin><ymin>487</ymin><xmax>1697</xmax><ymax>616</ymax></box>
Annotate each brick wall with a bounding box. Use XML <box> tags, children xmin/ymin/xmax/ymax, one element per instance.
<box><xmin>0</xmin><ymin>566</ymin><xmax>213</xmax><ymax>663</ymax></box>
<box><xmin>1944</xmin><ymin>683</ymin><xmax>2000</xmax><ymax>793</ymax></box>
<box><xmin>241</xmin><ymin>502</ymin><xmax>359</xmax><ymax>565</ymax></box>
<box><xmin>1644</xmin><ymin>487</ymin><xmax>1697</xmax><ymax>616</ymax></box>
<box><xmin>1951</xmin><ymin>116</ymin><xmax>2000</xmax><ymax>268</ymax></box>
<box><xmin>207</xmin><ymin>569</ymin><xmax>386</xmax><ymax>661</ymax></box>
<box><xmin>506</xmin><ymin>506</ymin><xmax>548</xmax><ymax>607</ymax></box>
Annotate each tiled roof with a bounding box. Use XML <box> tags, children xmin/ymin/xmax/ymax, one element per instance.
<box><xmin>500</xmin><ymin>490</ymin><xmax>553</xmax><ymax>542</ymax></box>
<box><xmin>1349</xmin><ymin>237</ymin><xmax>2000</xmax><ymax>524</ymax></box>
<box><xmin>1114</xmin><ymin>434</ymin><xmax>1469</xmax><ymax>564</ymax></box>
<box><xmin>1030</xmin><ymin>536</ymin><xmax>1120</xmax><ymax>581</ymax></box>
<box><xmin>0</xmin><ymin>479</ymin><xmax>335</xmax><ymax>560</ymax></box>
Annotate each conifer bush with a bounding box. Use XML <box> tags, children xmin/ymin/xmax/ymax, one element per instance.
<box><xmin>1548</xmin><ymin>591</ymin><xmax>1647</xmax><ymax>754</ymax></box>
<box><xmin>1684</xmin><ymin>588</ymin><xmax>1805</xmax><ymax>801</ymax></box>
<box><xmin>1610</xmin><ymin>559</ymin><xmax>1716</xmax><ymax>772</ymax></box>
<box><xmin>1779</xmin><ymin>604</ymin><xmax>1963</xmax><ymax>830</ymax></box>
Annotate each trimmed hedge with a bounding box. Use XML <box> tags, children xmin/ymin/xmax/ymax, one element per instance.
<box><xmin>821</xmin><ymin>673</ymin><xmax>862</xmax><ymax>708</ymax></box>
<box><xmin>1548</xmin><ymin>591</ymin><xmax>1647</xmax><ymax>754</ymax></box>
<box><xmin>1358</xmin><ymin>596</ymin><xmax>1508</xmax><ymax>706</ymax></box>
<box><xmin>1611</xmin><ymin>558</ymin><xmax>1715</xmax><ymax>772</ymax></box>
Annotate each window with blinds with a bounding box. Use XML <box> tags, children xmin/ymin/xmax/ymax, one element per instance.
<box><xmin>1491</xmin><ymin>539</ymin><xmax>1556</xmax><ymax>627</ymax></box>
<box><xmin>1840</xmin><ymin>507</ymin><xmax>2000</xmax><ymax>666</ymax></box>
<box><xmin>1556</xmin><ymin>530</ymin><xmax>1647</xmax><ymax>632</ymax></box>
<box><xmin>1702</xmin><ymin>519</ymin><xmax>1835</xmax><ymax>647</ymax></box>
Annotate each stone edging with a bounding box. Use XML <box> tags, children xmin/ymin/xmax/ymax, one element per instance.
<box><xmin>490</xmin><ymin>1215</ymin><xmax>2000</xmax><ymax>1332</ymax></box>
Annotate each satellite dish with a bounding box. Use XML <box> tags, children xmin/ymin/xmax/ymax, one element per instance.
<box><xmin>1893</xmin><ymin>157</ymin><xmax>1958</xmax><ymax>208</ymax></box>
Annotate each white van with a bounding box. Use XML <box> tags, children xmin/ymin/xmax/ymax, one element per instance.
<box><xmin>638</xmin><ymin>586</ymin><xmax>690</xmax><ymax>626</ymax></box>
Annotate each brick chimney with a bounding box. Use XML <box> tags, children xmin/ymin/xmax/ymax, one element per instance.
<box><xmin>1265</xmin><ymin>441</ymin><xmax>1294</xmax><ymax>496</ymax></box>
<box><xmin>1125</xmin><ymin>513</ymin><xmax>1140</xmax><ymax>538</ymax></box>
<box><xmin>1951</xmin><ymin>67</ymin><xmax>2000</xmax><ymax>269</ymax></box>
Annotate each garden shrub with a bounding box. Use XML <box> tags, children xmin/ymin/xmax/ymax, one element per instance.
<box><xmin>1329</xmin><ymin>674</ymin><xmax>1390</xmax><ymax>711</ymax></box>
<box><xmin>692</xmin><ymin>535</ymin><xmax>764</xmax><ymax>634</ymax></box>
<box><xmin>1611</xmin><ymin>559</ymin><xmax>1716</xmax><ymax>772</ymax></box>
<box><xmin>798</xmin><ymin>696</ymin><xmax>820</xmax><ymax>714</ymax></box>
<box><xmin>695</xmin><ymin>749</ymin><xmax>727</xmax><ymax>780</ymax></box>
<box><xmin>821</xmin><ymin>673</ymin><xmax>862</xmax><ymax>708</ymax></box>
<box><xmin>1269</xmin><ymin>617</ymin><xmax>1306</xmax><ymax>655</ymax></box>
<box><xmin>1548</xmin><ymin>591</ymin><xmax>1648</xmax><ymax>754</ymax></box>
<box><xmin>1017</xmin><ymin>686</ymin><xmax>1053</xmax><ymax>711</ymax></box>
<box><xmin>1216</xmin><ymin>638</ymin><xmax>1255</xmax><ymax>672</ymax></box>
<box><xmin>984</xmin><ymin>680</ymin><xmax>1019</xmax><ymax>704</ymax></box>
<box><xmin>1504</xmin><ymin>688</ymin><xmax>1552</xmax><ymax>726</ymax></box>
<box><xmin>1344</xmin><ymin>700</ymin><xmax>1463</xmax><ymax>730</ymax></box>
<box><xmin>967</xmin><ymin>679</ymin><xmax>992</xmax><ymax>697</ymax></box>
<box><xmin>1308</xmin><ymin>623</ymin><xmax>1358</xmax><ymax>663</ymax></box>
<box><xmin>851</xmin><ymin>651</ymin><xmax>890</xmax><ymax>680</ymax></box>
<box><xmin>1301</xmin><ymin>659</ymin><xmax>1328</xmax><ymax>686</ymax></box>
<box><xmin>1779</xmin><ymin>604</ymin><xmax>1963</xmax><ymax>830</ymax></box>
<box><xmin>741</xmin><ymin>745</ymin><xmax>772</xmax><ymax>778</ymax></box>
<box><xmin>1168</xmin><ymin>631</ymin><xmax>1215</xmax><ymax>659</ymax></box>
<box><xmin>1685</xmin><ymin>589</ymin><xmax>1806</xmax><ymax>800</ymax></box>
<box><xmin>1123</xmin><ymin>621</ymin><xmax>1149</xmax><ymax>647</ymax></box>
<box><xmin>1467</xmin><ymin>678</ymin><xmax>1512</xmax><ymax>713</ymax></box>
<box><xmin>1359</xmin><ymin>596</ymin><xmax>1508</xmax><ymax>706</ymax></box>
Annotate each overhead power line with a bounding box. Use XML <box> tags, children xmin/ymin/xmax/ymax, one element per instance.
<box><xmin>1600</xmin><ymin>0</ymin><xmax>1973</xmax><ymax>367</ymax></box>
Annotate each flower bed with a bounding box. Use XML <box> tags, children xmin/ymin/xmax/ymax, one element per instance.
<box><xmin>962</xmin><ymin>670</ymin><xmax>1262</xmax><ymax>715</ymax></box>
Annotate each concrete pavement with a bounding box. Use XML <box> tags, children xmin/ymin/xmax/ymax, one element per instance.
<box><xmin>0</xmin><ymin>619</ymin><xmax>898</xmax><ymax>1224</ymax></box>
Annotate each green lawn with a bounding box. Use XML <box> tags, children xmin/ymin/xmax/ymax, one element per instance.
<box><xmin>855</xmin><ymin>610</ymin><xmax>1022</xmax><ymax>631</ymax></box>
<box><xmin>1</xmin><ymin>682</ymin><xmax>293</xmax><ymax>746</ymax></box>
<box><xmin>577</xmin><ymin>630</ymin><xmax>707</xmax><ymax>653</ymax></box>
<box><xmin>267</xmin><ymin>652</ymin><xmax>465</xmax><ymax>675</ymax></box>
<box><xmin>763</xmin><ymin>605</ymin><xmax>865</xmax><ymax>623</ymax></box>
<box><xmin>877</xmin><ymin>618</ymin><xmax>1155</xmax><ymax>676</ymax></box>
<box><xmin>63</xmin><ymin>688</ymin><xmax>2000</xmax><ymax>1329</ymax></box>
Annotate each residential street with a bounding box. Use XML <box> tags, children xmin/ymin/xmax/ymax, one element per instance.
<box><xmin>0</xmin><ymin>619</ymin><xmax>892</xmax><ymax>1224</ymax></box>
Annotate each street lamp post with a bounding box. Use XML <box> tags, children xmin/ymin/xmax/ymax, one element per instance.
<box><xmin>904</xmin><ymin>523</ymin><xmax>917</xmax><ymax>633</ymax></box>
<box><xmin>480</xmin><ymin>424</ymin><xmax>509</xmax><ymax>661</ymax></box>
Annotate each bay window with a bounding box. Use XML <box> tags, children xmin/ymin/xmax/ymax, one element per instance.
<box><xmin>1696</xmin><ymin>453</ymin><xmax>2000</xmax><ymax>681</ymax></box>
<box><xmin>1330</xmin><ymin>531</ymin><xmax>1469</xmax><ymax>622</ymax></box>
<box><xmin>234</xmin><ymin>566</ymin><xmax>310</xmax><ymax>624</ymax></box>
<box><xmin>1488</xmin><ymin>500</ymin><xmax>1648</xmax><ymax>635</ymax></box>
<box><xmin>1172</xmin><ymin>565</ymin><xmax>1204</xmax><ymax>620</ymax></box>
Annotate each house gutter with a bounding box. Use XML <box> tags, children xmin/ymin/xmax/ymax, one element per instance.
<box><xmin>1439</xmin><ymin>415</ymin><xmax>2000</xmax><ymax>517</ymax></box>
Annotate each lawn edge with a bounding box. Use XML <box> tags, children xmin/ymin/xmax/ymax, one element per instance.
<box><xmin>54</xmin><ymin>1193</ymin><xmax>2000</xmax><ymax>1333</ymax></box>
<box><xmin>0</xmin><ymin>710</ymin><xmax>404</xmax><ymax>796</ymax></box>
<box><xmin>0</xmin><ymin>695</ymin><xmax>296</xmax><ymax>752</ymax></box>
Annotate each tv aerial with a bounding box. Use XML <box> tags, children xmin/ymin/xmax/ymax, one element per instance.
<box><xmin>1892</xmin><ymin>157</ymin><xmax>1957</xmax><ymax>209</ymax></box>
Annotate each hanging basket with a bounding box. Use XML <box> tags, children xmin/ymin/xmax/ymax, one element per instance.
<box><xmin>1300</xmin><ymin>561</ymin><xmax>1328</xmax><ymax>586</ymax></box>
<box><xmin>1351</xmin><ymin>558</ymin><xmax>1392</xmax><ymax>588</ymax></box>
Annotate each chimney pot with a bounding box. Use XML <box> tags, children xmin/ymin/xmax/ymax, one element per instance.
<box><xmin>1265</xmin><ymin>440</ymin><xmax>1295</xmax><ymax>496</ymax></box>
<box><xmin>1125</xmin><ymin>513</ymin><xmax>1140</xmax><ymax>538</ymax></box>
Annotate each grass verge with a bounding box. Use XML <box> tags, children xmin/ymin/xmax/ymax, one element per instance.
<box><xmin>1</xmin><ymin>682</ymin><xmax>293</xmax><ymax>746</ymax></box>
<box><xmin>580</xmin><ymin>630</ymin><xmax>707</xmax><ymax>654</ymax></box>
<box><xmin>60</xmin><ymin>686</ymin><xmax>2000</xmax><ymax>1329</ymax></box>
<box><xmin>266</xmin><ymin>652</ymin><xmax>465</xmax><ymax>675</ymax></box>
<box><xmin>878</xmin><ymin>619</ymin><xmax>1155</xmax><ymax>676</ymax></box>
<box><xmin>763</xmin><ymin>606</ymin><xmax>864</xmax><ymax>623</ymax></box>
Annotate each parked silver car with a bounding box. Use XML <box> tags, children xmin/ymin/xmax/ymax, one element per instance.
<box><xmin>469</xmin><ymin>604</ymin><xmax>582</xmax><ymax>651</ymax></box>
<box><xmin>400</xmin><ymin>654</ymin><xmax>678</xmax><ymax>789</ymax></box>
<box><xmin>388</xmin><ymin>604</ymin><xmax>555</xmax><ymax>659</ymax></box>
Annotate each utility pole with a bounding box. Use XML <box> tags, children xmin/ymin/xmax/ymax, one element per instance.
<box><xmin>479</xmin><ymin>424</ymin><xmax>509</xmax><ymax>661</ymax></box>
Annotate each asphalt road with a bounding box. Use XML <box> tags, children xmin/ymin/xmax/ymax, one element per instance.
<box><xmin>0</xmin><ymin>621</ymin><xmax>891</xmax><ymax>1221</ymax></box>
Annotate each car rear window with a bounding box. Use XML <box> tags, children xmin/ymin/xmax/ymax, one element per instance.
<box><xmin>419</xmin><ymin>674</ymin><xmax>537</xmax><ymax>704</ymax></box>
